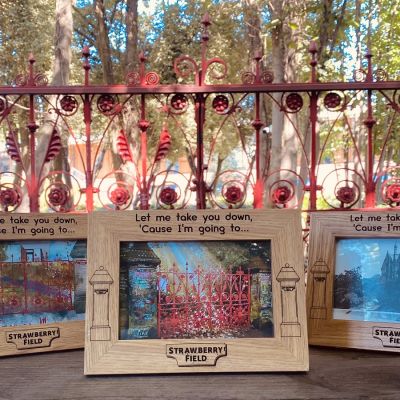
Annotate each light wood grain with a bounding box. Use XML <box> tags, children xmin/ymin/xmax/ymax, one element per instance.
<box><xmin>0</xmin><ymin>213</ymin><xmax>87</xmax><ymax>357</ymax></box>
<box><xmin>307</xmin><ymin>210</ymin><xmax>400</xmax><ymax>352</ymax></box>
<box><xmin>86</xmin><ymin>209</ymin><xmax>308</xmax><ymax>374</ymax></box>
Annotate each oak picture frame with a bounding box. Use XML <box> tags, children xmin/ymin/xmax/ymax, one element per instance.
<box><xmin>85</xmin><ymin>209</ymin><xmax>308</xmax><ymax>374</ymax></box>
<box><xmin>0</xmin><ymin>213</ymin><xmax>87</xmax><ymax>357</ymax></box>
<box><xmin>307</xmin><ymin>210</ymin><xmax>400</xmax><ymax>352</ymax></box>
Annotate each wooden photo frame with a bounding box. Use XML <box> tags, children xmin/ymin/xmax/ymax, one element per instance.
<box><xmin>308</xmin><ymin>210</ymin><xmax>400</xmax><ymax>352</ymax></box>
<box><xmin>85</xmin><ymin>209</ymin><xmax>308</xmax><ymax>374</ymax></box>
<box><xmin>0</xmin><ymin>213</ymin><xmax>87</xmax><ymax>357</ymax></box>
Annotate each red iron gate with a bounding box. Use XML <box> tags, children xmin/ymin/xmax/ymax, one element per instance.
<box><xmin>0</xmin><ymin>260</ymin><xmax>74</xmax><ymax>317</ymax></box>
<box><xmin>157</xmin><ymin>265</ymin><xmax>251</xmax><ymax>339</ymax></box>
<box><xmin>0</xmin><ymin>15</ymin><xmax>399</xmax><ymax>213</ymax></box>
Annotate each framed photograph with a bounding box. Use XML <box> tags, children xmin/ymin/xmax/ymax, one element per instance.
<box><xmin>85</xmin><ymin>209</ymin><xmax>308</xmax><ymax>374</ymax></box>
<box><xmin>0</xmin><ymin>213</ymin><xmax>87</xmax><ymax>356</ymax></box>
<box><xmin>307</xmin><ymin>210</ymin><xmax>400</xmax><ymax>352</ymax></box>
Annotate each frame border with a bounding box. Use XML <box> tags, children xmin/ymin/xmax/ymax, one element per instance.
<box><xmin>85</xmin><ymin>209</ymin><xmax>308</xmax><ymax>375</ymax></box>
<box><xmin>0</xmin><ymin>212</ymin><xmax>87</xmax><ymax>357</ymax></box>
<box><xmin>307</xmin><ymin>210</ymin><xmax>400</xmax><ymax>352</ymax></box>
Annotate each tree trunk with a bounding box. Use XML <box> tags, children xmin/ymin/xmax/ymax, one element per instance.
<box><xmin>269</xmin><ymin>0</ymin><xmax>285</xmax><ymax>175</ymax></box>
<box><xmin>243</xmin><ymin>0</ymin><xmax>270</xmax><ymax>207</ymax></box>
<box><xmin>33</xmin><ymin>0</ymin><xmax>73</xmax><ymax>211</ymax></box>
<box><xmin>125</xmin><ymin>0</ymin><xmax>138</xmax><ymax>73</ymax></box>
<box><xmin>122</xmin><ymin>1</ymin><xmax>140</xmax><ymax>207</ymax></box>
<box><xmin>267</xmin><ymin>1</ymin><xmax>303</xmax><ymax>207</ymax></box>
<box><xmin>94</xmin><ymin>0</ymin><xmax>115</xmax><ymax>84</ymax></box>
<box><xmin>52</xmin><ymin>0</ymin><xmax>72</xmax><ymax>86</ymax></box>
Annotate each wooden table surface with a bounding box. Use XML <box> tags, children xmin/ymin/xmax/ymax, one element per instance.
<box><xmin>0</xmin><ymin>347</ymin><xmax>399</xmax><ymax>400</ymax></box>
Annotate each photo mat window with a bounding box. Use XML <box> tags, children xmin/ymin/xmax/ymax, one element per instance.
<box><xmin>333</xmin><ymin>237</ymin><xmax>400</xmax><ymax>323</ymax></box>
<box><xmin>0</xmin><ymin>240</ymin><xmax>87</xmax><ymax>327</ymax></box>
<box><xmin>119</xmin><ymin>240</ymin><xmax>273</xmax><ymax>340</ymax></box>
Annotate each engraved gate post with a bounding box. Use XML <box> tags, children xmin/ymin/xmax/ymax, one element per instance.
<box><xmin>276</xmin><ymin>263</ymin><xmax>301</xmax><ymax>337</ymax></box>
<box><xmin>310</xmin><ymin>259</ymin><xmax>330</xmax><ymax>319</ymax></box>
<box><xmin>89</xmin><ymin>266</ymin><xmax>113</xmax><ymax>341</ymax></box>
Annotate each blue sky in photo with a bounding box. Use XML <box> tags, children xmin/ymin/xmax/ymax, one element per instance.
<box><xmin>335</xmin><ymin>238</ymin><xmax>400</xmax><ymax>278</ymax></box>
<box><xmin>148</xmin><ymin>241</ymin><xmax>219</xmax><ymax>271</ymax></box>
<box><xmin>4</xmin><ymin>241</ymin><xmax>77</xmax><ymax>262</ymax></box>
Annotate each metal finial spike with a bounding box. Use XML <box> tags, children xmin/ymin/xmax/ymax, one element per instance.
<box><xmin>254</xmin><ymin>50</ymin><xmax>262</xmax><ymax>61</ymax></box>
<box><xmin>308</xmin><ymin>41</ymin><xmax>318</xmax><ymax>55</ymax></box>
<box><xmin>139</xmin><ymin>51</ymin><xmax>146</xmax><ymax>63</ymax></box>
<box><xmin>82</xmin><ymin>46</ymin><xmax>90</xmax><ymax>58</ymax></box>
<box><xmin>202</xmin><ymin>12</ymin><xmax>211</xmax><ymax>26</ymax></box>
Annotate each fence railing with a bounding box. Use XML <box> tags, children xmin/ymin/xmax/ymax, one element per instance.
<box><xmin>0</xmin><ymin>260</ymin><xmax>74</xmax><ymax>316</ymax></box>
<box><xmin>157</xmin><ymin>265</ymin><xmax>251</xmax><ymax>338</ymax></box>
<box><xmin>0</xmin><ymin>16</ymin><xmax>399</xmax><ymax>213</ymax></box>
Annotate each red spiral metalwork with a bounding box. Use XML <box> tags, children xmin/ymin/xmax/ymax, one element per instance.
<box><xmin>59</xmin><ymin>95</ymin><xmax>79</xmax><ymax>116</ymax></box>
<box><xmin>14</xmin><ymin>58</ymin><xmax>49</xmax><ymax>87</ymax></box>
<box><xmin>47</xmin><ymin>184</ymin><xmax>70</xmax><ymax>207</ymax></box>
<box><xmin>241</xmin><ymin>72</ymin><xmax>255</xmax><ymax>84</ymax></box>
<box><xmin>212</xmin><ymin>94</ymin><xmax>230</xmax><ymax>114</ymax></box>
<box><xmin>125</xmin><ymin>52</ymin><xmax>160</xmax><ymax>86</ymax></box>
<box><xmin>110</xmin><ymin>186</ymin><xmax>131</xmax><ymax>207</ymax></box>
<box><xmin>144</xmin><ymin>72</ymin><xmax>160</xmax><ymax>86</ymax></box>
<box><xmin>174</xmin><ymin>55</ymin><xmax>198</xmax><ymax>80</ymax></box>
<box><xmin>33</xmin><ymin>73</ymin><xmax>48</xmax><ymax>86</ymax></box>
<box><xmin>353</xmin><ymin>69</ymin><xmax>367</xmax><ymax>82</ymax></box>
<box><xmin>223</xmin><ymin>185</ymin><xmax>244</xmax><ymax>205</ymax></box>
<box><xmin>324</xmin><ymin>92</ymin><xmax>343</xmax><ymax>110</ymax></box>
<box><xmin>0</xmin><ymin>173</ymin><xmax>24</xmax><ymax>212</ymax></box>
<box><xmin>40</xmin><ymin>171</ymin><xmax>82</xmax><ymax>212</ymax></box>
<box><xmin>209</xmin><ymin>171</ymin><xmax>248</xmax><ymax>209</ymax></box>
<box><xmin>384</xmin><ymin>183</ymin><xmax>400</xmax><ymax>204</ymax></box>
<box><xmin>173</xmin><ymin>20</ymin><xmax>228</xmax><ymax>85</ymax></box>
<box><xmin>335</xmin><ymin>185</ymin><xmax>357</xmax><ymax>204</ymax></box>
<box><xmin>170</xmin><ymin>94</ymin><xmax>189</xmax><ymax>113</ymax></box>
<box><xmin>126</xmin><ymin>71</ymin><xmax>141</xmax><ymax>85</ymax></box>
<box><xmin>205</xmin><ymin>58</ymin><xmax>228</xmax><ymax>81</ymax></box>
<box><xmin>374</xmin><ymin>68</ymin><xmax>388</xmax><ymax>82</ymax></box>
<box><xmin>97</xmin><ymin>94</ymin><xmax>118</xmax><ymax>115</ymax></box>
<box><xmin>271</xmin><ymin>184</ymin><xmax>293</xmax><ymax>205</ymax></box>
<box><xmin>159</xmin><ymin>186</ymin><xmax>178</xmax><ymax>206</ymax></box>
<box><xmin>98</xmin><ymin>170</ymin><xmax>135</xmax><ymax>210</ymax></box>
<box><xmin>321</xmin><ymin>168</ymin><xmax>363</xmax><ymax>209</ymax></box>
<box><xmin>265</xmin><ymin>170</ymin><xmax>305</xmax><ymax>209</ymax></box>
<box><xmin>0</xmin><ymin>187</ymin><xmax>21</xmax><ymax>210</ymax></box>
<box><xmin>284</xmin><ymin>93</ymin><xmax>304</xmax><ymax>113</ymax></box>
<box><xmin>153</xmin><ymin>170</ymin><xmax>191</xmax><ymax>209</ymax></box>
<box><xmin>0</xmin><ymin>15</ymin><xmax>399</xmax><ymax>214</ymax></box>
<box><xmin>261</xmin><ymin>70</ymin><xmax>274</xmax><ymax>84</ymax></box>
<box><xmin>14</xmin><ymin>74</ymin><xmax>28</xmax><ymax>86</ymax></box>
